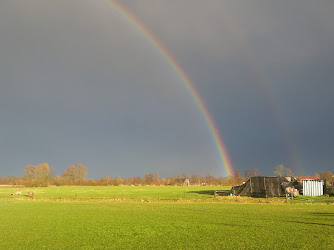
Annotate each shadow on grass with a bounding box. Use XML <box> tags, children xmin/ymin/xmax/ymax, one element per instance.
<box><xmin>187</xmin><ymin>189</ymin><xmax>231</xmax><ymax>196</ymax></box>
<box><xmin>287</xmin><ymin>221</ymin><xmax>334</xmax><ymax>227</ymax></box>
<box><xmin>310</xmin><ymin>212</ymin><xmax>334</xmax><ymax>216</ymax></box>
<box><xmin>22</xmin><ymin>195</ymin><xmax>34</xmax><ymax>199</ymax></box>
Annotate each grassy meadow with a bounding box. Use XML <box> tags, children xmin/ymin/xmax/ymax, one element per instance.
<box><xmin>0</xmin><ymin>186</ymin><xmax>333</xmax><ymax>249</ymax></box>
<box><xmin>0</xmin><ymin>185</ymin><xmax>230</xmax><ymax>200</ymax></box>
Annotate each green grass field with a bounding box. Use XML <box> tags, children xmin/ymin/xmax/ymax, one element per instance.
<box><xmin>0</xmin><ymin>185</ymin><xmax>230</xmax><ymax>200</ymax></box>
<box><xmin>0</xmin><ymin>186</ymin><xmax>333</xmax><ymax>249</ymax></box>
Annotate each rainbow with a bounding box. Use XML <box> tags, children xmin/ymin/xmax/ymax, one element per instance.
<box><xmin>218</xmin><ymin>5</ymin><xmax>303</xmax><ymax>175</ymax></box>
<box><xmin>106</xmin><ymin>0</ymin><xmax>234</xmax><ymax>176</ymax></box>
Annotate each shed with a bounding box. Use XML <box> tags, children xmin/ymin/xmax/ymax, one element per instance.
<box><xmin>302</xmin><ymin>179</ymin><xmax>326</xmax><ymax>196</ymax></box>
<box><xmin>231</xmin><ymin>176</ymin><xmax>300</xmax><ymax>198</ymax></box>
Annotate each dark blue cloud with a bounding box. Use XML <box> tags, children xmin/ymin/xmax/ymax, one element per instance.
<box><xmin>1</xmin><ymin>0</ymin><xmax>333</xmax><ymax>178</ymax></box>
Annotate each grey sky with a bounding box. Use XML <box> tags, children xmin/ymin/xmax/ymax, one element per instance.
<box><xmin>1</xmin><ymin>0</ymin><xmax>333</xmax><ymax>178</ymax></box>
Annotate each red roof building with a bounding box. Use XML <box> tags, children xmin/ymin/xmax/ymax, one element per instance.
<box><xmin>298</xmin><ymin>176</ymin><xmax>321</xmax><ymax>181</ymax></box>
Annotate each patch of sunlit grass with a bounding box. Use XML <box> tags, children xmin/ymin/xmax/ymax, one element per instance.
<box><xmin>0</xmin><ymin>201</ymin><xmax>333</xmax><ymax>249</ymax></box>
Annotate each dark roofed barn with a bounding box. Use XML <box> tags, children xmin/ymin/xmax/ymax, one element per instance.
<box><xmin>231</xmin><ymin>176</ymin><xmax>300</xmax><ymax>198</ymax></box>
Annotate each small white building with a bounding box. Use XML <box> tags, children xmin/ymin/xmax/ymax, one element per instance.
<box><xmin>302</xmin><ymin>179</ymin><xmax>325</xmax><ymax>196</ymax></box>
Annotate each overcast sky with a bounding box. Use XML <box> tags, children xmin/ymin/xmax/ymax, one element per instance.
<box><xmin>1</xmin><ymin>0</ymin><xmax>333</xmax><ymax>178</ymax></box>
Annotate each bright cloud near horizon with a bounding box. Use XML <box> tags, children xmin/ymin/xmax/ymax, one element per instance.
<box><xmin>1</xmin><ymin>0</ymin><xmax>333</xmax><ymax>178</ymax></box>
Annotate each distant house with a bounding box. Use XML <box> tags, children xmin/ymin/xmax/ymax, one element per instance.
<box><xmin>301</xmin><ymin>179</ymin><xmax>326</xmax><ymax>196</ymax></box>
<box><xmin>298</xmin><ymin>176</ymin><xmax>321</xmax><ymax>181</ymax></box>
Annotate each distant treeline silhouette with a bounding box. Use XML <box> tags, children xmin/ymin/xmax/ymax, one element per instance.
<box><xmin>0</xmin><ymin>163</ymin><xmax>332</xmax><ymax>187</ymax></box>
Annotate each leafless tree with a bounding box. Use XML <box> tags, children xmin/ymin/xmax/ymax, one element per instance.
<box><xmin>62</xmin><ymin>163</ymin><xmax>88</xmax><ymax>184</ymax></box>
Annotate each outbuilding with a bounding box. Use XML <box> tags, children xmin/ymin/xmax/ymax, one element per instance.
<box><xmin>231</xmin><ymin>176</ymin><xmax>300</xmax><ymax>198</ymax></box>
<box><xmin>302</xmin><ymin>179</ymin><xmax>326</xmax><ymax>196</ymax></box>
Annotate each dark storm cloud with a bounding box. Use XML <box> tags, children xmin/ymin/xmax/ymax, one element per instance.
<box><xmin>1</xmin><ymin>0</ymin><xmax>333</xmax><ymax>177</ymax></box>
<box><xmin>121</xmin><ymin>0</ymin><xmax>334</xmax><ymax>175</ymax></box>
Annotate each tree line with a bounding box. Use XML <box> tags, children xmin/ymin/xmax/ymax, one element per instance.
<box><xmin>0</xmin><ymin>163</ymin><xmax>332</xmax><ymax>187</ymax></box>
<box><xmin>2</xmin><ymin>163</ymin><xmax>88</xmax><ymax>187</ymax></box>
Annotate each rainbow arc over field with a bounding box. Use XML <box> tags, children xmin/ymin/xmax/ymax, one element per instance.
<box><xmin>218</xmin><ymin>5</ymin><xmax>303</xmax><ymax>175</ymax></box>
<box><xmin>106</xmin><ymin>0</ymin><xmax>234</xmax><ymax>177</ymax></box>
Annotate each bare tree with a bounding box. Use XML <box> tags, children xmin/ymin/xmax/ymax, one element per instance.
<box><xmin>101</xmin><ymin>174</ymin><xmax>112</xmax><ymax>186</ymax></box>
<box><xmin>23</xmin><ymin>163</ymin><xmax>52</xmax><ymax>186</ymax></box>
<box><xmin>320</xmin><ymin>171</ymin><xmax>334</xmax><ymax>185</ymax></box>
<box><xmin>245</xmin><ymin>169</ymin><xmax>252</xmax><ymax>178</ymax></box>
<box><xmin>231</xmin><ymin>169</ymin><xmax>243</xmax><ymax>185</ymax></box>
<box><xmin>274</xmin><ymin>164</ymin><xmax>293</xmax><ymax>177</ymax></box>
<box><xmin>133</xmin><ymin>176</ymin><xmax>142</xmax><ymax>186</ymax></box>
<box><xmin>62</xmin><ymin>163</ymin><xmax>88</xmax><ymax>184</ymax></box>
